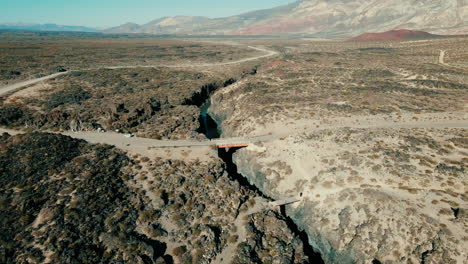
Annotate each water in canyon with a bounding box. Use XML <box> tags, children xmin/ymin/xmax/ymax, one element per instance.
<box><xmin>197</xmin><ymin>100</ymin><xmax>220</xmax><ymax>139</ymax></box>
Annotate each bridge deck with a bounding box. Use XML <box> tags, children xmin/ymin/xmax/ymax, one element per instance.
<box><xmin>217</xmin><ymin>143</ymin><xmax>250</xmax><ymax>148</ymax></box>
<box><xmin>269</xmin><ymin>198</ymin><xmax>301</xmax><ymax>207</ymax></box>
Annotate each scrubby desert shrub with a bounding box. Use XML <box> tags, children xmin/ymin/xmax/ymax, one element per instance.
<box><xmin>45</xmin><ymin>87</ymin><xmax>91</xmax><ymax>109</ymax></box>
<box><xmin>0</xmin><ymin>104</ymin><xmax>30</xmax><ymax>126</ymax></box>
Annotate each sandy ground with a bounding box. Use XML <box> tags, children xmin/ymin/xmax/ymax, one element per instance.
<box><xmin>221</xmin><ymin>110</ymin><xmax>468</xmax><ymax>138</ymax></box>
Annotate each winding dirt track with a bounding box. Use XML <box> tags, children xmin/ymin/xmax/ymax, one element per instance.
<box><xmin>438</xmin><ymin>49</ymin><xmax>467</xmax><ymax>71</ymax></box>
<box><xmin>0</xmin><ymin>45</ymin><xmax>278</xmax><ymax>97</ymax></box>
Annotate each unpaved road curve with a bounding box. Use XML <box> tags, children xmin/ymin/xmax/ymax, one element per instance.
<box><xmin>0</xmin><ymin>72</ymin><xmax>67</xmax><ymax>97</ymax></box>
<box><xmin>104</xmin><ymin>46</ymin><xmax>278</xmax><ymax>70</ymax></box>
<box><xmin>0</xmin><ymin>45</ymin><xmax>278</xmax><ymax>97</ymax></box>
<box><xmin>438</xmin><ymin>49</ymin><xmax>467</xmax><ymax>71</ymax></box>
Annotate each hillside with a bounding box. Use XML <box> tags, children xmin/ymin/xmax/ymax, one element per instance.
<box><xmin>105</xmin><ymin>0</ymin><xmax>468</xmax><ymax>37</ymax></box>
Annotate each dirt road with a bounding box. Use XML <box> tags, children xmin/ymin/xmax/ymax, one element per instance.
<box><xmin>0</xmin><ymin>72</ymin><xmax>68</xmax><ymax>97</ymax></box>
<box><xmin>0</xmin><ymin>116</ymin><xmax>466</xmax><ymax>151</ymax></box>
<box><xmin>0</xmin><ymin>45</ymin><xmax>278</xmax><ymax>97</ymax></box>
<box><xmin>104</xmin><ymin>46</ymin><xmax>278</xmax><ymax>69</ymax></box>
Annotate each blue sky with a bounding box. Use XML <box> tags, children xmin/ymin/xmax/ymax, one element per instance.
<box><xmin>1</xmin><ymin>0</ymin><xmax>295</xmax><ymax>28</ymax></box>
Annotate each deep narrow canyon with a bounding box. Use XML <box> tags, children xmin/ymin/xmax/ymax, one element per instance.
<box><xmin>198</xmin><ymin>89</ymin><xmax>325</xmax><ymax>263</ymax></box>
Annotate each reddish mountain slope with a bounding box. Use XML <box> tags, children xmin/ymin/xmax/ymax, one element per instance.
<box><xmin>104</xmin><ymin>0</ymin><xmax>468</xmax><ymax>38</ymax></box>
<box><xmin>351</xmin><ymin>29</ymin><xmax>442</xmax><ymax>41</ymax></box>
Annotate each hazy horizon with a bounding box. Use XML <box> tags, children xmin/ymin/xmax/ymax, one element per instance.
<box><xmin>0</xmin><ymin>0</ymin><xmax>295</xmax><ymax>28</ymax></box>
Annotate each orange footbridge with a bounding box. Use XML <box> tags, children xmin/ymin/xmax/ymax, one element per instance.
<box><xmin>211</xmin><ymin>137</ymin><xmax>254</xmax><ymax>149</ymax></box>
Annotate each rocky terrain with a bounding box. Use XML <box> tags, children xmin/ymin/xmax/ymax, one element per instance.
<box><xmin>233</xmin><ymin>128</ymin><xmax>467</xmax><ymax>263</ymax></box>
<box><xmin>0</xmin><ymin>30</ymin><xmax>467</xmax><ymax>264</ymax></box>
<box><xmin>0</xmin><ymin>36</ymin><xmax>262</xmax><ymax>139</ymax></box>
<box><xmin>0</xmin><ymin>67</ymin><xmax>237</xmax><ymax>139</ymax></box>
<box><xmin>106</xmin><ymin>0</ymin><xmax>468</xmax><ymax>37</ymax></box>
<box><xmin>0</xmin><ymin>32</ymin><xmax>319</xmax><ymax>264</ymax></box>
<box><xmin>0</xmin><ymin>37</ymin><xmax>260</xmax><ymax>86</ymax></box>
<box><xmin>0</xmin><ymin>132</ymin><xmax>314</xmax><ymax>263</ymax></box>
<box><xmin>209</xmin><ymin>37</ymin><xmax>468</xmax><ymax>263</ymax></box>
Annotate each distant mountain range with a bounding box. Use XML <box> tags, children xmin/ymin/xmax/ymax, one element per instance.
<box><xmin>0</xmin><ymin>23</ymin><xmax>97</xmax><ymax>32</ymax></box>
<box><xmin>3</xmin><ymin>0</ymin><xmax>467</xmax><ymax>38</ymax></box>
<box><xmin>105</xmin><ymin>0</ymin><xmax>468</xmax><ymax>38</ymax></box>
